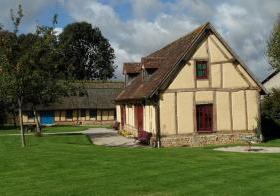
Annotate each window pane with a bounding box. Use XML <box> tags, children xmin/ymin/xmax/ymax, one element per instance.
<box><xmin>80</xmin><ymin>109</ymin><xmax>86</xmax><ymax>117</ymax></box>
<box><xmin>90</xmin><ymin>109</ymin><xmax>97</xmax><ymax>118</ymax></box>
<box><xmin>66</xmin><ymin>110</ymin><xmax>73</xmax><ymax>119</ymax></box>
<box><xmin>27</xmin><ymin>111</ymin><xmax>34</xmax><ymax>120</ymax></box>
<box><xmin>196</xmin><ymin>61</ymin><xmax>208</xmax><ymax>78</ymax></box>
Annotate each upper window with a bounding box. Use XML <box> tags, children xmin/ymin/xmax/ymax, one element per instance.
<box><xmin>196</xmin><ymin>60</ymin><xmax>208</xmax><ymax>79</ymax></box>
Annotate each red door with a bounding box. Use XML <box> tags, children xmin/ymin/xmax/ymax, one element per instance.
<box><xmin>121</xmin><ymin>106</ymin><xmax>126</xmax><ymax>127</ymax></box>
<box><xmin>196</xmin><ymin>104</ymin><xmax>213</xmax><ymax>132</ymax></box>
<box><xmin>135</xmin><ymin>105</ymin><xmax>144</xmax><ymax>135</ymax></box>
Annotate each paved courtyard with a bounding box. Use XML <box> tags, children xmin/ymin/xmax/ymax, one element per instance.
<box><xmin>84</xmin><ymin>128</ymin><xmax>143</xmax><ymax>147</ymax></box>
<box><xmin>214</xmin><ymin>146</ymin><xmax>280</xmax><ymax>153</ymax></box>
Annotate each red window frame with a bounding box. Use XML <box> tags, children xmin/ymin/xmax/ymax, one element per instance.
<box><xmin>196</xmin><ymin>60</ymin><xmax>208</xmax><ymax>79</ymax></box>
<box><xmin>196</xmin><ymin>104</ymin><xmax>213</xmax><ymax>133</ymax></box>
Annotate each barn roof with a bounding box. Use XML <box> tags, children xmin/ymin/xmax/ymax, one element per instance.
<box><xmin>116</xmin><ymin>22</ymin><xmax>266</xmax><ymax>102</ymax></box>
<box><xmin>23</xmin><ymin>81</ymin><xmax>124</xmax><ymax>111</ymax></box>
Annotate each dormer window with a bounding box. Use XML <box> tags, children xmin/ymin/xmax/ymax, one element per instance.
<box><xmin>143</xmin><ymin>68</ymin><xmax>157</xmax><ymax>81</ymax></box>
<box><xmin>196</xmin><ymin>60</ymin><xmax>208</xmax><ymax>79</ymax></box>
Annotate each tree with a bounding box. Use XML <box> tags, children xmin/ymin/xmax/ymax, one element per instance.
<box><xmin>21</xmin><ymin>18</ymin><xmax>76</xmax><ymax>136</ymax></box>
<box><xmin>0</xmin><ymin>6</ymin><xmax>75</xmax><ymax>145</ymax></box>
<box><xmin>59</xmin><ymin>22</ymin><xmax>116</xmax><ymax>80</ymax></box>
<box><xmin>0</xmin><ymin>4</ymin><xmax>27</xmax><ymax>147</ymax></box>
<box><xmin>267</xmin><ymin>16</ymin><xmax>280</xmax><ymax>70</ymax></box>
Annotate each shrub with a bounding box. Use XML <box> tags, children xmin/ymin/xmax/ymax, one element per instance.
<box><xmin>138</xmin><ymin>130</ymin><xmax>152</xmax><ymax>145</ymax></box>
<box><xmin>261</xmin><ymin>88</ymin><xmax>280</xmax><ymax>140</ymax></box>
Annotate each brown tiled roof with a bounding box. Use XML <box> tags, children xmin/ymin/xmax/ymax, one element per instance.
<box><xmin>141</xmin><ymin>57</ymin><xmax>166</xmax><ymax>69</ymax></box>
<box><xmin>123</xmin><ymin>63</ymin><xmax>141</xmax><ymax>74</ymax></box>
<box><xmin>23</xmin><ymin>81</ymin><xmax>124</xmax><ymax>111</ymax></box>
<box><xmin>116</xmin><ymin>23</ymin><xmax>207</xmax><ymax>101</ymax></box>
<box><xmin>116</xmin><ymin>22</ymin><xmax>266</xmax><ymax>102</ymax></box>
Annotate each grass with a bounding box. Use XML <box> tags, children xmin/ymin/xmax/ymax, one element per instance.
<box><xmin>0</xmin><ymin>124</ymin><xmax>111</xmax><ymax>135</ymax></box>
<box><xmin>1</xmin><ymin>134</ymin><xmax>280</xmax><ymax>195</ymax></box>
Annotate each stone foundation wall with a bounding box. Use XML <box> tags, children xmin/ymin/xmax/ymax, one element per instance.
<box><xmin>157</xmin><ymin>131</ymin><xmax>256</xmax><ymax>147</ymax></box>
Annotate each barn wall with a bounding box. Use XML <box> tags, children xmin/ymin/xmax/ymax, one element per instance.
<box><xmin>143</xmin><ymin>105</ymin><xmax>156</xmax><ymax>134</ymax></box>
<box><xmin>246</xmin><ymin>90</ymin><xmax>259</xmax><ymax>130</ymax></box>
<box><xmin>116</xmin><ymin>105</ymin><xmax>121</xmax><ymax>122</ymax></box>
<box><xmin>160</xmin><ymin>93</ymin><xmax>176</xmax><ymax>135</ymax></box>
<box><xmin>158</xmin><ymin>33</ymin><xmax>261</xmax><ymax>138</ymax></box>
<box><xmin>216</xmin><ymin>92</ymin><xmax>231</xmax><ymax>131</ymax></box>
<box><xmin>168</xmin><ymin>62</ymin><xmax>195</xmax><ymax>89</ymax></box>
<box><xmin>177</xmin><ymin>92</ymin><xmax>194</xmax><ymax>134</ymax></box>
<box><xmin>231</xmin><ymin>91</ymin><xmax>247</xmax><ymax>130</ymax></box>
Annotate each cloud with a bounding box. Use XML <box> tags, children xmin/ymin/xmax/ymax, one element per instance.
<box><xmin>1</xmin><ymin>0</ymin><xmax>279</xmax><ymax>80</ymax></box>
<box><xmin>64</xmin><ymin>0</ymin><xmax>201</xmax><ymax>78</ymax></box>
<box><xmin>63</xmin><ymin>0</ymin><xmax>279</xmax><ymax>80</ymax></box>
<box><xmin>213</xmin><ymin>1</ymin><xmax>279</xmax><ymax>79</ymax></box>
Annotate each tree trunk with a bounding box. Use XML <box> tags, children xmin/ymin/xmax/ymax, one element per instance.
<box><xmin>33</xmin><ymin>107</ymin><xmax>41</xmax><ymax>136</ymax></box>
<box><xmin>18</xmin><ymin>98</ymin><xmax>26</xmax><ymax>147</ymax></box>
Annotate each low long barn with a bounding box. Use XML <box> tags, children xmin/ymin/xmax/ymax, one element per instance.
<box><xmin>22</xmin><ymin>81</ymin><xmax>123</xmax><ymax>125</ymax></box>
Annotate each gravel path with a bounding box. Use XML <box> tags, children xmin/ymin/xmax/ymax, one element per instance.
<box><xmin>214</xmin><ymin>146</ymin><xmax>280</xmax><ymax>153</ymax></box>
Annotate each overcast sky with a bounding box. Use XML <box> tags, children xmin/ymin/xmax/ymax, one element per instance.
<box><xmin>1</xmin><ymin>0</ymin><xmax>279</xmax><ymax>80</ymax></box>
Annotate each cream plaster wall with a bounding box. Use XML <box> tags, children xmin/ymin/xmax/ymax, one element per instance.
<box><xmin>237</xmin><ymin>65</ymin><xmax>258</xmax><ymax>87</ymax></box>
<box><xmin>231</xmin><ymin>91</ymin><xmax>247</xmax><ymax>130</ymax></box>
<box><xmin>168</xmin><ymin>62</ymin><xmax>195</xmax><ymax>89</ymax></box>
<box><xmin>192</xmin><ymin>41</ymin><xmax>208</xmax><ymax>59</ymax></box>
<box><xmin>208</xmin><ymin>34</ymin><xmax>232</xmax><ymax>61</ymax></box>
<box><xmin>160</xmin><ymin>93</ymin><xmax>176</xmax><ymax>135</ymax></box>
<box><xmin>223</xmin><ymin>63</ymin><xmax>249</xmax><ymax>88</ymax></box>
<box><xmin>177</xmin><ymin>92</ymin><xmax>194</xmax><ymax>134</ymax></box>
<box><xmin>22</xmin><ymin>114</ymin><xmax>34</xmax><ymax>123</ymax></box>
<box><xmin>143</xmin><ymin>105</ymin><xmax>156</xmax><ymax>134</ymax></box>
<box><xmin>195</xmin><ymin>91</ymin><xmax>213</xmax><ymax>103</ymax></box>
<box><xmin>125</xmin><ymin>105</ymin><xmax>135</xmax><ymax>127</ymax></box>
<box><xmin>211</xmin><ymin>64</ymin><xmax>221</xmax><ymax>87</ymax></box>
<box><xmin>216</xmin><ymin>92</ymin><xmax>231</xmax><ymax>130</ymax></box>
<box><xmin>116</xmin><ymin>105</ymin><xmax>121</xmax><ymax>122</ymax></box>
<box><xmin>197</xmin><ymin>80</ymin><xmax>209</xmax><ymax>88</ymax></box>
<box><xmin>55</xmin><ymin>111</ymin><xmax>60</xmax><ymax>121</ymax></box>
<box><xmin>246</xmin><ymin>90</ymin><xmax>259</xmax><ymax>130</ymax></box>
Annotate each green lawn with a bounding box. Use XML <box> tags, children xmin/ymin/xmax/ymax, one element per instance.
<box><xmin>1</xmin><ymin>135</ymin><xmax>280</xmax><ymax>195</ymax></box>
<box><xmin>0</xmin><ymin>125</ymin><xmax>111</xmax><ymax>135</ymax></box>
